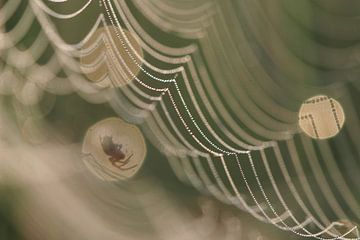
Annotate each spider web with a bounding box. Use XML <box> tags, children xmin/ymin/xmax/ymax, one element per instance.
<box><xmin>0</xmin><ymin>0</ymin><xmax>359</xmax><ymax>239</ymax></box>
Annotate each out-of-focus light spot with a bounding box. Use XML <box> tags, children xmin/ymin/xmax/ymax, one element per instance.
<box><xmin>298</xmin><ymin>95</ymin><xmax>345</xmax><ymax>139</ymax></box>
<box><xmin>80</xmin><ymin>26</ymin><xmax>143</xmax><ymax>88</ymax></box>
<box><xmin>82</xmin><ymin>117</ymin><xmax>146</xmax><ymax>181</ymax></box>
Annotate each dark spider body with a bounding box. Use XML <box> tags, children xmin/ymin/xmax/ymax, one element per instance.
<box><xmin>100</xmin><ymin>136</ymin><xmax>136</xmax><ymax>170</ymax></box>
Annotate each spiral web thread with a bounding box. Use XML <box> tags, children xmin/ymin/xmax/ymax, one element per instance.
<box><xmin>0</xmin><ymin>0</ymin><xmax>359</xmax><ymax>239</ymax></box>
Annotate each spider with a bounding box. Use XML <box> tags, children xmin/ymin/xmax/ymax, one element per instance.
<box><xmin>100</xmin><ymin>135</ymin><xmax>137</xmax><ymax>171</ymax></box>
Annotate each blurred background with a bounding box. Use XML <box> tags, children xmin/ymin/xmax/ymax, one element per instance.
<box><xmin>0</xmin><ymin>0</ymin><xmax>359</xmax><ymax>239</ymax></box>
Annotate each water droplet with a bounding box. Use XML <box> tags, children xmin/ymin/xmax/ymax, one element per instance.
<box><xmin>82</xmin><ymin>117</ymin><xmax>146</xmax><ymax>181</ymax></box>
<box><xmin>80</xmin><ymin>26</ymin><xmax>143</xmax><ymax>88</ymax></box>
<box><xmin>298</xmin><ymin>95</ymin><xmax>345</xmax><ymax>139</ymax></box>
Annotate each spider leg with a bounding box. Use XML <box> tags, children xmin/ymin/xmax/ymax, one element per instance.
<box><xmin>113</xmin><ymin>154</ymin><xmax>135</xmax><ymax>170</ymax></box>
<box><xmin>109</xmin><ymin>157</ymin><xmax>119</xmax><ymax>166</ymax></box>
<box><xmin>118</xmin><ymin>164</ymin><xmax>138</xmax><ymax>171</ymax></box>
<box><xmin>125</xmin><ymin>153</ymin><xmax>134</xmax><ymax>161</ymax></box>
<box><xmin>118</xmin><ymin>153</ymin><xmax>133</xmax><ymax>165</ymax></box>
